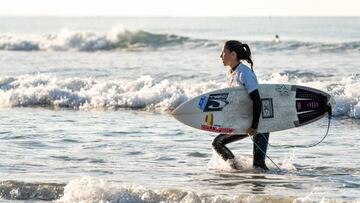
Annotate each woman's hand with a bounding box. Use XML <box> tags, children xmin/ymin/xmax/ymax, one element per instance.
<box><xmin>246</xmin><ymin>128</ymin><xmax>257</xmax><ymax>136</ymax></box>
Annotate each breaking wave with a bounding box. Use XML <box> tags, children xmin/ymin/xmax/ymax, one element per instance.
<box><xmin>0</xmin><ymin>177</ymin><xmax>352</xmax><ymax>202</ymax></box>
<box><xmin>0</xmin><ymin>28</ymin><xmax>359</xmax><ymax>53</ymax></box>
<box><xmin>0</xmin><ymin>73</ymin><xmax>360</xmax><ymax>119</ymax></box>
<box><xmin>0</xmin><ymin>180</ymin><xmax>64</xmax><ymax>201</ymax></box>
<box><xmin>0</xmin><ymin>74</ymin><xmax>222</xmax><ymax>111</ymax></box>
<box><xmin>0</xmin><ymin>29</ymin><xmax>212</xmax><ymax>52</ymax></box>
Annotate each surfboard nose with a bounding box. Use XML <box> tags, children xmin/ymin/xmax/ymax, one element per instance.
<box><xmin>171</xmin><ymin>102</ymin><xmax>189</xmax><ymax>122</ymax></box>
<box><xmin>171</xmin><ymin>102</ymin><xmax>185</xmax><ymax>116</ymax></box>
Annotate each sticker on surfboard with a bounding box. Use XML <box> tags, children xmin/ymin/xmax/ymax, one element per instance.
<box><xmin>198</xmin><ymin>93</ymin><xmax>229</xmax><ymax>112</ymax></box>
<box><xmin>201</xmin><ymin>112</ymin><xmax>235</xmax><ymax>133</ymax></box>
<box><xmin>261</xmin><ymin>98</ymin><xmax>274</xmax><ymax>119</ymax></box>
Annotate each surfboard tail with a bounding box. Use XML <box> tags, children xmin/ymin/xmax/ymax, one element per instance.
<box><xmin>293</xmin><ymin>85</ymin><xmax>334</xmax><ymax>127</ymax></box>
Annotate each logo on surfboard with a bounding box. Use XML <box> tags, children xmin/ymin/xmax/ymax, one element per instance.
<box><xmin>275</xmin><ymin>85</ymin><xmax>290</xmax><ymax>96</ymax></box>
<box><xmin>261</xmin><ymin>98</ymin><xmax>274</xmax><ymax>119</ymax></box>
<box><xmin>201</xmin><ymin>112</ymin><xmax>235</xmax><ymax>133</ymax></box>
<box><xmin>198</xmin><ymin>93</ymin><xmax>229</xmax><ymax>112</ymax></box>
<box><xmin>201</xmin><ymin>125</ymin><xmax>235</xmax><ymax>133</ymax></box>
<box><xmin>205</xmin><ymin>112</ymin><xmax>214</xmax><ymax>126</ymax></box>
<box><xmin>198</xmin><ymin>96</ymin><xmax>208</xmax><ymax>110</ymax></box>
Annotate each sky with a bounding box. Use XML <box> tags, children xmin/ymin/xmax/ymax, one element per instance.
<box><xmin>1</xmin><ymin>0</ymin><xmax>359</xmax><ymax>17</ymax></box>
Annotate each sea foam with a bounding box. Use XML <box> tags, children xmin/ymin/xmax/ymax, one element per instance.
<box><xmin>0</xmin><ymin>177</ymin><xmax>350</xmax><ymax>202</ymax></box>
<box><xmin>0</xmin><ymin>74</ymin><xmax>221</xmax><ymax>111</ymax></box>
<box><xmin>55</xmin><ymin>176</ymin><xmax>297</xmax><ymax>203</ymax></box>
<box><xmin>1</xmin><ymin>73</ymin><xmax>359</xmax><ymax>119</ymax></box>
<box><xmin>0</xmin><ymin>28</ymin><xmax>359</xmax><ymax>53</ymax></box>
<box><xmin>0</xmin><ymin>29</ymin><xmax>209</xmax><ymax>52</ymax></box>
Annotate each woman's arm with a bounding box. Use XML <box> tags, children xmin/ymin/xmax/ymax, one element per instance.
<box><xmin>249</xmin><ymin>89</ymin><xmax>262</xmax><ymax>129</ymax></box>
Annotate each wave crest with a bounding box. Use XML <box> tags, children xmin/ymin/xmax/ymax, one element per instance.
<box><xmin>1</xmin><ymin>28</ymin><xmax>359</xmax><ymax>52</ymax></box>
<box><xmin>1</xmin><ymin>73</ymin><xmax>360</xmax><ymax>119</ymax></box>
<box><xmin>0</xmin><ymin>74</ymin><xmax>220</xmax><ymax>111</ymax></box>
<box><xmin>0</xmin><ymin>180</ymin><xmax>64</xmax><ymax>200</ymax></box>
<box><xmin>1</xmin><ymin>177</ymin><xmax>352</xmax><ymax>202</ymax></box>
<box><xmin>0</xmin><ymin>29</ymin><xmax>209</xmax><ymax>52</ymax></box>
<box><xmin>0</xmin><ymin>177</ymin><xmax>303</xmax><ymax>202</ymax></box>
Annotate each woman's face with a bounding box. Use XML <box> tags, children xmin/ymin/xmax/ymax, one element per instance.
<box><xmin>220</xmin><ymin>46</ymin><xmax>235</xmax><ymax>67</ymax></box>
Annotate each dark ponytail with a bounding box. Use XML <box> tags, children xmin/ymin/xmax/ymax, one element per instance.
<box><xmin>224</xmin><ymin>40</ymin><xmax>254</xmax><ymax>71</ymax></box>
<box><xmin>241</xmin><ymin>44</ymin><xmax>253</xmax><ymax>70</ymax></box>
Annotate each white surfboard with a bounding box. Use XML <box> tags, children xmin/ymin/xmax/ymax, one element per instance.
<box><xmin>172</xmin><ymin>84</ymin><xmax>335</xmax><ymax>134</ymax></box>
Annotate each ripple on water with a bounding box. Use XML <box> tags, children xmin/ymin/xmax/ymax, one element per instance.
<box><xmin>187</xmin><ymin>152</ymin><xmax>209</xmax><ymax>158</ymax></box>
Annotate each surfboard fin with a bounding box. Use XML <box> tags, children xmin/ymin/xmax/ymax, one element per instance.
<box><xmin>327</xmin><ymin>97</ymin><xmax>336</xmax><ymax>117</ymax></box>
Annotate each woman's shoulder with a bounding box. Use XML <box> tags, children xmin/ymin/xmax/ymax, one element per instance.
<box><xmin>238</xmin><ymin>63</ymin><xmax>253</xmax><ymax>74</ymax></box>
<box><xmin>239</xmin><ymin>63</ymin><xmax>250</xmax><ymax>70</ymax></box>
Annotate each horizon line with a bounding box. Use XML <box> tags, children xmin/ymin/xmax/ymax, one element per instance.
<box><xmin>1</xmin><ymin>14</ymin><xmax>359</xmax><ymax>18</ymax></box>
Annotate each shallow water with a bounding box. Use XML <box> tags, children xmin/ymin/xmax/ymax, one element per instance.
<box><xmin>1</xmin><ymin>108</ymin><xmax>359</xmax><ymax>202</ymax></box>
<box><xmin>0</xmin><ymin>16</ymin><xmax>360</xmax><ymax>202</ymax></box>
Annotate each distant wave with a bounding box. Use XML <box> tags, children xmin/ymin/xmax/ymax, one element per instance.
<box><xmin>0</xmin><ymin>29</ymin><xmax>213</xmax><ymax>52</ymax></box>
<box><xmin>0</xmin><ymin>29</ymin><xmax>359</xmax><ymax>52</ymax></box>
<box><xmin>276</xmin><ymin>70</ymin><xmax>334</xmax><ymax>82</ymax></box>
<box><xmin>251</xmin><ymin>40</ymin><xmax>360</xmax><ymax>53</ymax></box>
<box><xmin>0</xmin><ymin>177</ymin><xmax>351</xmax><ymax>202</ymax></box>
<box><xmin>0</xmin><ymin>73</ymin><xmax>360</xmax><ymax>119</ymax></box>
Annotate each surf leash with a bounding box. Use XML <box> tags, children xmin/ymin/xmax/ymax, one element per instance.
<box><xmin>249</xmin><ymin>105</ymin><xmax>333</xmax><ymax>172</ymax></box>
<box><xmin>260</xmin><ymin>105</ymin><xmax>332</xmax><ymax>149</ymax></box>
<box><xmin>248</xmin><ymin>135</ymin><xmax>282</xmax><ymax>172</ymax></box>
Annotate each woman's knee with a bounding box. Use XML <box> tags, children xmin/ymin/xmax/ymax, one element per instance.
<box><xmin>212</xmin><ymin>134</ymin><xmax>225</xmax><ymax>149</ymax></box>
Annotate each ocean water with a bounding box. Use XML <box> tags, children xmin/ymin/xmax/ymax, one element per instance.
<box><xmin>0</xmin><ymin>16</ymin><xmax>360</xmax><ymax>202</ymax></box>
